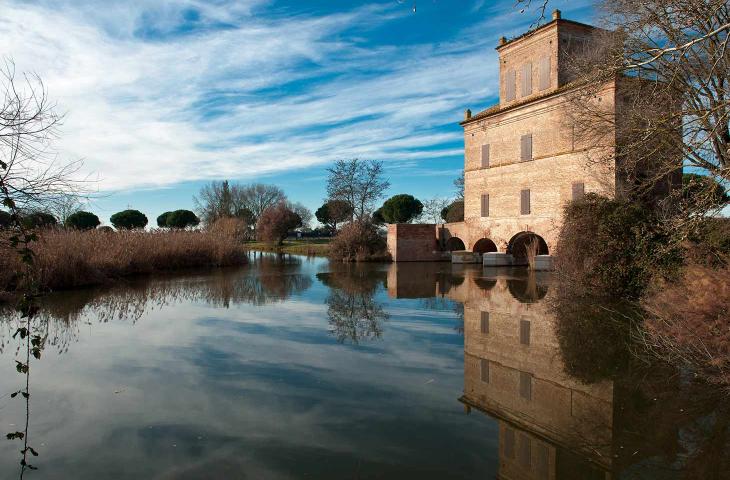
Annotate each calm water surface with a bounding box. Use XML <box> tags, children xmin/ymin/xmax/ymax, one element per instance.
<box><xmin>1</xmin><ymin>253</ymin><xmax>728</xmax><ymax>479</ymax></box>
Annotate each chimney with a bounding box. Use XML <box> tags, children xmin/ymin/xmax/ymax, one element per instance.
<box><xmin>552</xmin><ymin>9</ymin><xmax>561</xmax><ymax>20</ymax></box>
<box><xmin>498</xmin><ymin>36</ymin><xmax>507</xmax><ymax>46</ymax></box>
<box><xmin>464</xmin><ymin>109</ymin><xmax>472</xmax><ymax>121</ymax></box>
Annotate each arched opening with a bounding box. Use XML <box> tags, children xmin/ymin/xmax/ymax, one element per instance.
<box><xmin>507</xmin><ymin>232</ymin><xmax>549</xmax><ymax>265</ymax></box>
<box><xmin>445</xmin><ymin>237</ymin><xmax>466</xmax><ymax>252</ymax></box>
<box><xmin>472</xmin><ymin>238</ymin><xmax>498</xmax><ymax>254</ymax></box>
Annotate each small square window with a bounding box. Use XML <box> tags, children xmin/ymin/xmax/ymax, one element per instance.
<box><xmin>520</xmin><ymin>189</ymin><xmax>531</xmax><ymax>215</ymax></box>
<box><xmin>480</xmin><ymin>311</ymin><xmax>490</xmax><ymax>334</ymax></box>
<box><xmin>519</xmin><ymin>371</ymin><xmax>532</xmax><ymax>400</ymax></box>
<box><xmin>520</xmin><ymin>134</ymin><xmax>533</xmax><ymax>161</ymax></box>
<box><xmin>480</xmin><ymin>358</ymin><xmax>490</xmax><ymax>383</ymax></box>
<box><xmin>481</xmin><ymin>144</ymin><xmax>490</xmax><ymax>168</ymax></box>
<box><xmin>481</xmin><ymin>194</ymin><xmax>490</xmax><ymax>217</ymax></box>
<box><xmin>572</xmin><ymin>181</ymin><xmax>585</xmax><ymax>201</ymax></box>
<box><xmin>520</xmin><ymin>319</ymin><xmax>531</xmax><ymax>345</ymax></box>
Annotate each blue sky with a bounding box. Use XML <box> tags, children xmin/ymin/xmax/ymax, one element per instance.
<box><xmin>0</xmin><ymin>0</ymin><xmax>595</xmax><ymax>225</ymax></box>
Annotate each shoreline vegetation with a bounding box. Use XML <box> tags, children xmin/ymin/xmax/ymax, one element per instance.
<box><xmin>0</xmin><ymin>228</ymin><xmax>248</xmax><ymax>298</ymax></box>
<box><xmin>245</xmin><ymin>238</ymin><xmax>331</xmax><ymax>256</ymax></box>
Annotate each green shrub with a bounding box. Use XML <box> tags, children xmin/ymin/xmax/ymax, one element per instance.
<box><xmin>329</xmin><ymin>220</ymin><xmax>387</xmax><ymax>261</ymax></box>
<box><xmin>380</xmin><ymin>194</ymin><xmax>423</xmax><ymax>223</ymax></box>
<box><xmin>157</xmin><ymin>211</ymin><xmax>172</xmax><ymax>228</ymax></box>
<box><xmin>110</xmin><ymin>209</ymin><xmax>148</xmax><ymax>230</ymax></box>
<box><xmin>65</xmin><ymin>211</ymin><xmax>100</xmax><ymax>230</ymax></box>
<box><xmin>441</xmin><ymin>200</ymin><xmax>464</xmax><ymax>223</ymax></box>
<box><xmin>166</xmin><ymin>209</ymin><xmax>200</xmax><ymax>229</ymax></box>
<box><xmin>0</xmin><ymin>210</ymin><xmax>11</xmax><ymax>228</ymax></box>
<box><xmin>555</xmin><ymin>193</ymin><xmax>681</xmax><ymax>299</ymax></box>
<box><xmin>21</xmin><ymin>211</ymin><xmax>57</xmax><ymax>229</ymax></box>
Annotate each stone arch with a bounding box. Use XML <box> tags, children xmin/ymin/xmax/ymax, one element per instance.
<box><xmin>507</xmin><ymin>231</ymin><xmax>549</xmax><ymax>265</ymax></box>
<box><xmin>472</xmin><ymin>238</ymin><xmax>498</xmax><ymax>254</ymax></box>
<box><xmin>445</xmin><ymin>237</ymin><xmax>466</xmax><ymax>251</ymax></box>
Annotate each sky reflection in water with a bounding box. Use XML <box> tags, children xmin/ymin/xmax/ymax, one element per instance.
<box><xmin>0</xmin><ymin>253</ymin><xmax>728</xmax><ymax>479</ymax></box>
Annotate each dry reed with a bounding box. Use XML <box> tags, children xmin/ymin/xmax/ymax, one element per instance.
<box><xmin>641</xmin><ymin>262</ymin><xmax>730</xmax><ymax>391</ymax></box>
<box><xmin>1</xmin><ymin>227</ymin><xmax>248</xmax><ymax>292</ymax></box>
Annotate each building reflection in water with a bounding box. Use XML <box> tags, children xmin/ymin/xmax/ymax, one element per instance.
<box><xmin>386</xmin><ymin>262</ymin><xmax>701</xmax><ymax>480</ymax></box>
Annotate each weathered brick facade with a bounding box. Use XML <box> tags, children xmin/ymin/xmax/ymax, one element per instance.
<box><xmin>458</xmin><ymin>11</ymin><xmax>616</xmax><ymax>255</ymax></box>
<box><xmin>387</xmin><ymin>11</ymin><xmax>623</xmax><ymax>262</ymax></box>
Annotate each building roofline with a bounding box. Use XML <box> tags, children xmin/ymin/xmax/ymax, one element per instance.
<box><xmin>495</xmin><ymin>18</ymin><xmax>597</xmax><ymax>51</ymax></box>
<box><xmin>459</xmin><ymin>83</ymin><xmax>579</xmax><ymax>126</ymax></box>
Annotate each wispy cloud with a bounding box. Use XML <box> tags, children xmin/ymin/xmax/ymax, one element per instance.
<box><xmin>0</xmin><ymin>0</ymin><xmax>591</xmax><ymax>193</ymax></box>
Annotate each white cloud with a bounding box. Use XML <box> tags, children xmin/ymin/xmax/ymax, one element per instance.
<box><xmin>0</xmin><ymin>1</ymin><xmax>586</xmax><ymax>193</ymax></box>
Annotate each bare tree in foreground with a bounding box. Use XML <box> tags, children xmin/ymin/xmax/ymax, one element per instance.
<box><xmin>0</xmin><ymin>60</ymin><xmax>85</xmax><ymax>476</ymax></box>
<box><xmin>326</xmin><ymin>159</ymin><xmax>390</xmax><ymax>221</ymax></box>
<box><xmin>418</xmin><ymin>197</ymin><xmax>451</xmax><ymax>224</ymax></box>
<box><xmin>565</xmin><ymin>0</ymin><xmax>729</xmax><ymax>225</ymax></box>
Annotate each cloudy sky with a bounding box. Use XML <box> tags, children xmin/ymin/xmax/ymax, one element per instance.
<box><xmin>0</xmin><ymin>0</ymin><xmax>593</xmax><ymax>225</ymax></box>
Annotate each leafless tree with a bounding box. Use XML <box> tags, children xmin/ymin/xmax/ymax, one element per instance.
<box><xmin>453</xmin><ymin>172</ymin><xmax>464</xmax><ymax>200</ymax></box>
<box><xmin>326</xmin><ymin>159</ymin><xmax>390</xmax><ymax>221</ymax></box>
<box><xmin>193</xmin><ymin>180</ymin><xmax>235</xmax><ymax>225</ymax></box>
<box><xmin>287</xmin><ymin>201</ymin><xmax>312</xmax><ymax>229</ymax></box>
<box><xmin>48</xmin><ymin>193</ymin><xmax>83</xmax><ymax>225</ymax></box>
<box><xmin>418</xmin><ymin>196</ymin><xmax>451</xmax><ymax>224</ymax></box>
<box><xmin>234</xmin><ymin>183</ymin><xmax>286</xmax><ymax>225</ymax></box>
<box><xmin>0</xmin><ymin>61</ymin><xmax>83</xmax><ymax>215</ymax></box>
<box><xmin>564</xmin><ymin>0</ymin><xmax>729</xmax><ymax>229</ymax></box>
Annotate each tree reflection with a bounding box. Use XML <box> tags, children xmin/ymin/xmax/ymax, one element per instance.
<box><xmin>0</xmin><ymin>255</ymin><xmax>313</xmax><ymax>352</ymax></box>
<box><xmin>317</xmin><ymin>265</ymin><xmax>389</xmax><ymax>344</ymax></box>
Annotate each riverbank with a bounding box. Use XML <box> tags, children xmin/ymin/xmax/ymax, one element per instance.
<box><xmin>245</xmin><ymin>238</ymin><xmax>331</xmax><ymax>256</ymax></box>
<box><xmin>0</xmin><ymin>228</ymin><xmax>248</xmax><ymax>295</ymax></box>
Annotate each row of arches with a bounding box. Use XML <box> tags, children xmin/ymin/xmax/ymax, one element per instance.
<box><xmin>444</xmin><ymin>231</ymin><xmax>549</xmax><ymax>261</ymax></box>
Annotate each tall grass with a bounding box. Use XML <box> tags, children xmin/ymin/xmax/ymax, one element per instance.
<box><xmin>1</xmin><ymin>228</ymin><xmax>247</xmax><ymax>292</ymax></box>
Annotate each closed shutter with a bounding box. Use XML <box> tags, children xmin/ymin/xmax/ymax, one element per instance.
<box><xmin>505</xmin><ymin>69</ymin><xmax>516</xmax><ymax>101</ymax></box>
<box><xmin>480</xmin><ymin>311</ymin><xmax>490</xmax><ymax>334</ymax></box>
<box><xmin>521</xmin><ymin>62</ymin><xmax>532</xmax><ymax>97</ymax></box>
<box><xmin>481</xmin><ymin>194</ymin><xmax>489</xmax><ymax>217</ymax></box>
<box><xmin>481</xmin><ymin>144</ymin><xmax>490</xmax><ymax>167</ymax></box>
<box><xmin>520</xmin><ymin>133</ymin><xmax>532</xmax><ymax>161</ymax></box>
<box><xmin>521</xmin><ymin>189</ymin><xmax>531</xmax><ymax>215</ymax></box>
<box><xmin>536</xmin><ymin>443</ymin><xmax>550</xmax><ymax>479</ymax></box>
<box><xmin>518</xmin><ymin>434</ymin><xmax>532</xmax><ymax>467</ymax></box>
<box><xmin>572</xmin><ymin>181</ymin><xmax>585</xmax><ymax>200</ymax></box>
<box><xmin>480</xmin><ymin>358</ymin><xmax>490</xmax><ymax>383</ymax></box>
<box><xmin>519</xmin><ymin>371</ymin><xmax>532</xmax><ymax>400</ymax></box>
<box><xmin>520</xmin><ymin>319</ymin><xmax>531</xmax><ymax>345</ymax></box>
<box><xmin>539</xmin><ymin>56</ymin><xmax>551</xmax><ymax>91</ymax></box>
<box><xmin>504</xmin><ymin>428</ymin><xmax>516</xmax><ymax>458</ymax></box>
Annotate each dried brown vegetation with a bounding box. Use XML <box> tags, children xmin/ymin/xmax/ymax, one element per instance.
<box><xmin>328</xmin><ymin>220</ymin><xmax>389</xmax><ymax>262</ymax></box>
<box><xmin>642</xmin><ymin>261</ymin><xmax>730</xmax><ymax>391</ymax></box>
<box><xmin>0</xmin><ymin>227</ymin><xmax>247</xmax><ymax>293</ymax></box>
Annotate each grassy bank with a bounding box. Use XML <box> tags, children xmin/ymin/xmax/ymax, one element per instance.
<box><xmin>246</xmin><ymin>238</ymin><xmax>331</xmax><ymax>256</ymax></box>
<box><xmin>1</xmin><ymin>228</ymin><xmax>248</xmax><ymax>294</ymax></box>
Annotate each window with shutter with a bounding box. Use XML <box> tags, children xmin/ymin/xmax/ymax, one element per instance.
<box><xmin>481</xmin><ymin>144</ymin><xmax>490</xmax><ymax>168</ymax></box>
<box><xmin>481</xmin><ymin>194</ymin><xmax>489</xmax><ymax>217</ymax></box>
<box><xmin>480</xmin><ymin>359</ymin><xmax>490</xmax><ymax>383</ymax></box>
<box><xmin>520</xmin><ymin>319</ymin><xmax>531</xmax><ymax>345</ymax></box>
<box><xmin>518</xmin><ymin>434</ymin><xmax>532</xmax><ymax>467</ymax></box>
<box><xmin>520</xmin><ymin>189</ymin><xmax>531</xmax><ymax>215</ymax></box>
<box><xmin>521</xmin><ymin>63</ymin><xmax>532</xmax><ymax>97</ymax></box>
<box><xmin>520</xmin><ymin>134</ymin><xmax>532</xmax><ymax>161</ymax></box>
<box><xmin>536</xmin><ymin>443</ymin><xmax>549</xmax><ymax>479</ymax></box>
<box><xmin>480</xmin><ymin>311</ymin><xmax>490</xmax><ymax>334</ymax></box>
<box><xmin>504</xmin><ymin>428</ymin><xmax>516</xmax><ymax>458</ymax></box>
<box><xmin>572</xmin><ymin>181</ymin><xmax>585</xmax><ymax>200</ymax></box>
<box><xmin>519</xmin><ymin>371</ymin><xmax>532</xmax><ymax>400</ymax></box>
<box><xmin>505</xmin><ymin>69</ymin><xmax>516</xmax><ymax>101</ymax></box>
<box><xmin>539</xmin><ymin>56</ymin><xmax>551</xmax><ymax>91</ymax></box>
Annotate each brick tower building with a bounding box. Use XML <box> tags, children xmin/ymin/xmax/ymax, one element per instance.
<box><xmin>387</xmin><ymin>10</ymin><xmax>670</xmax><ymax>263</ymax></box>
